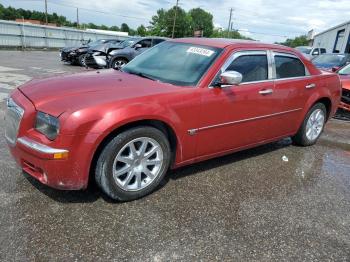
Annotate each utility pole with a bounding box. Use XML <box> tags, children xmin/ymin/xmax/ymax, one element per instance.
<box><xmin>227</xmin><ymin>8</ymin><xmax>233</xmax><ymax>38</ymax></box>
<box><xmin>44</xmin><ymin>0</ymin><xmax>48</xmax><ymax>25</ymax></box>
<box><xmin>171</xmin><ymin>0</ymin><xmax>179</xmax><ymax>38</ymax></box>
<box><xmin>76</xmin><ymin>8</ymin><xmax>79</xmax><ymax>28</ymax></box>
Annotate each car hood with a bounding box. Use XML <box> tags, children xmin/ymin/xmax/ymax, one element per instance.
<box><xmin>19</xmin><ymin>70</ymin><xmax>179</xmax><ymax>117</ymax></box>
<box><xmin>340</xmin><ymin>74</ymin><xmax>350</xmax><ymax>91</ymax></box>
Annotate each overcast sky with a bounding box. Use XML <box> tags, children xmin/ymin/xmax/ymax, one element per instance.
<box><xmin>1</xmin><ymin>0</ymin><xmax>350</xmax><ymax>42</ymax></box>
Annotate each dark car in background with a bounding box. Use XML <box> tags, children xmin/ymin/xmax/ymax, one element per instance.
<box><xmin>86</xmin><ymin>37</ymin><xmax>167</xmax><ymax>69</ymax></box>
<box><xmin>85</xmin><ymin>37</ymin><xmax>141</xmax><ymax>69</ymax></box>
<box><xmin>312</xmin><ymin>53</ymin><xmax>350</xmax><ymax>72</ymax></box>
<box><xmin>60</xmin><ymin>39</ymin><xmax>122</xmax><ymax>66</ymax></box>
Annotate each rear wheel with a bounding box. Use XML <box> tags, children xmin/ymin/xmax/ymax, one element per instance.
<box><xmin>292</xmin><ymin>103</ymin><xmax>326</xmax><ymax>146</ymax></box>
<box><xmin>95</xmin><ymin>127</ymin><xmax>171</xmax><ymax>201</ymax></box>
<box><xmin>110</xmin><ymin>57</ymin><xmax>128</xmax><ymax>70</ymax></box>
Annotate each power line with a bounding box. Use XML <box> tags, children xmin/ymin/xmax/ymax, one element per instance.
<box><xmin>7</xmin><ymin>0</ymin><xmax>146</xmax><ymax>20</ymax></box>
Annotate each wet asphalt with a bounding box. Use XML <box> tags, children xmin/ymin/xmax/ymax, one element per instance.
<box><xmin>0</xmin><ymin>51</ymin><xmax>350</xmax><ymax>261</ymax></box>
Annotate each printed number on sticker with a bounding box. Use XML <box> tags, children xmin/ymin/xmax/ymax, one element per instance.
<box><xmin>187</xmin><ymin>47</ymin><xmax>214</xmax><ymax>57</ymax></box>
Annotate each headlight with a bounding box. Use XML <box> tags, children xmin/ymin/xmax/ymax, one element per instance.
<box><xmin>35</xmin><ymin>112</ymin><xmax>60</xmax><ymax>140</ymax></box>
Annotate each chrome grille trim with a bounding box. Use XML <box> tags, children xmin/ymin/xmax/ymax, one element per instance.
<box><xmin>5</xmin><ymin>98</ymin><xmax>24</xmax><ymax>146</ymax></box>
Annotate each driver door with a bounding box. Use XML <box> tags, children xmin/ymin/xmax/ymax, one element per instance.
<box><xmin>133</xmin><ymin>39</ymin><xmax>152</xmax><ymax>58</ymax></box>
<box><xmin>195</xmin><ymin>50</ymin><xmax>285</xmax><ymax>157</ymax></box>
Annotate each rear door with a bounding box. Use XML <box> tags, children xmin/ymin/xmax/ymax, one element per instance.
<box><xmin>272</xmin><ymin>51</ymin><xmax>316</xmax><ymax>133</ymax></box>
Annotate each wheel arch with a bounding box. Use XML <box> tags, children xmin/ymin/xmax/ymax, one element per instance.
<box><xmin>89</xmin><ymin>119</ymin><xmax>179</xmax><ymax>185</ymax></box>
<box><xmin>312</xmin><ymin>97</ymin><xmax>332</xmax><ymax>120</ymax></box>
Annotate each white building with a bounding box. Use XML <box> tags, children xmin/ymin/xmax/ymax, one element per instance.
<box><xmin>313</xmin><ymin>20</ymin><xmax>350</xmax><ymax>53</ymax></box>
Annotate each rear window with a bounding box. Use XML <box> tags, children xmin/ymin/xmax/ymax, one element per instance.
<box><xmin>275</xmin><ymin>55</ymin><xmax>305</xmax><ymax>79</ymax></box>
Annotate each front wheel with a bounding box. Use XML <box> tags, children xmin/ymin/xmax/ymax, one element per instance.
<box><xmin>95</xmin><ymin>127</ymin><xmax>171</xmax><ymax>201</ymax></box>
<box><xmin>78</xmin><ymin>54</ymin><xmax>87</xmax><ymax>67</ymax></box>
<box><xmin>110</xmin><ymin>57</ymin><xmax>128</xmax><ymax>70</ymax></box>
<box><xmin>292</xmin><ymin>103</ymin><xmax>327</xmax><ymax>146</ymax></box>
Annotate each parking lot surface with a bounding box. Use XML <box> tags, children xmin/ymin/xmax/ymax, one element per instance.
<box><xmin>0</xmin><ymin>51</ymin><xmax>350</xmax><ymax>261</ymax></box>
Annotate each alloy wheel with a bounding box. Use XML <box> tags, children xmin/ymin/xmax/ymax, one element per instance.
<box><xmin>306</xmin><ymin>109</ymin><xmax>325</xmax><ymax>141</ymax></box>
<box><xmin>112</xmin><ymin>137</ymin><xmax>164</xmax><ymax>191</ymax></box>
<box><xmin>113</xmin><ymin>60</ymin><xmax>126</xmax><ymax>69</ymax></box>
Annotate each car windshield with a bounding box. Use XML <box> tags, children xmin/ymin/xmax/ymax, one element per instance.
<box><xmin>338</xmin><ymin>64</ymin><xmax>350</xmax><ymax>75</ymax></box>
<box><xmin>296</xmin><ymin>47</ymin><xmax>312</xmax><ymax>54</ymax></box>
<box><xmin>122</xmin><ymin>42</ymin><xmax>222</xmax><ymax>86</ymax></box>
<box><xmin>313</xmin><ymin>54</ymin><xmax>348</xmax><ymax>66</ymax></box>
<box><xmin>119</xmin><ymin>38</ymin><xmax>141</xmax><ymax>48</ymax></box>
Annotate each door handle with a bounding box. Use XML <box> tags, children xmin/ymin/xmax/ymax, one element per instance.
<box><xmin>259</xmin><ymin>89</ymin><xmax>273</xmax><ymax>95</ymax></box>
<box><xmin>305</xmin><ymin>83</ymin><xmax>316</xmax><ymax>89</ymax></box>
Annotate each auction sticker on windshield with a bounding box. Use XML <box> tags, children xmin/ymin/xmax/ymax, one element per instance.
<box><xmin>187</xmin><ymin>47</ymin><xmax>215</xmax><ymax>57</ymax></box>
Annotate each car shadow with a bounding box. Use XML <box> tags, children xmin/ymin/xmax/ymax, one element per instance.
<box><xmin>168</xmin><ymin>138</ymin><xmax>292</xmax><ymax>181</ymax></box>
<box><xmin>24</xmin><ymin>138</ymin><xmax>292</xmax><ymax>204</ymax></box>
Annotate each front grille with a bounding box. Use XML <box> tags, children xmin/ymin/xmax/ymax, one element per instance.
<box><xmin>341</xmin><ymin>89</ymin><xmax>350</xmax><ymax>104</ymax></box>
<box><xmin>5</xmin><ymin>98</ymin><xmax>24</xmax><ymax>145</ymax></box>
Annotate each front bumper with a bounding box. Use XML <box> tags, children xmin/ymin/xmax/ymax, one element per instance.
<box><xmin>8</xmin><ymin>136</ymin><xmax>73</xmax><ymax>188</ymax></box>
<box><xmin>6</xmin><ymin>91</ymin><xmax>95</xmax><ymax>190</ymax></box>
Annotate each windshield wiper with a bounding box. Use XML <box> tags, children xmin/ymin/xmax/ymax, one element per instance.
<box><xmin>125</xmin><ymin>70</ymin><xmax>158</xmax><ymax>81</ymax></box>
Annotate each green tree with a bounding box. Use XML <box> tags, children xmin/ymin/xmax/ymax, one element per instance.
<box><xmin>136</xmin><ymin>24</ymin><xmax>147</xmax><ymax>36</ymax></box>
<box><xmin>211</xmin><ymin>28</ymin><xmax>253</xmax><ymax>40</ymax></box>
<box><xmin>149</xmin><ymin>6</ymin><xmax>192</xmax><ymax>38</ymax></box>
<box><xmin>149</xmin><ymin>9</ymin><xmax>167</xmax><ymax>36</ymax></box>
<box><xmin>278</xmin><ymin>35</ymin><xmax>309</xmax><ymax>47</ymax></box>
<box><xmin>121</xmin><ymin>23</ymin><xmax>130</xmax><ymax>33</ymax></box>
<box><xmin>188</xmin><ymin>8</ymin><xmax>213</xmax><ymax>37</ymax></box>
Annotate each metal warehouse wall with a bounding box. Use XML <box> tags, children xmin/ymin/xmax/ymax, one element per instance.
<box><xmin>313</xmin><ymin>22</ymin><xmax>350</xmax><ymax>53</ymax></box>
<box><xmin>0</xmin><ymin>20</ymin><xmax>128</xmax><ymax>49</ymax></box>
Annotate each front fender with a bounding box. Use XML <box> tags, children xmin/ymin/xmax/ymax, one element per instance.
<box><xmin>61</xmin><ymin>101</ymin><xmax>186</xmax><ymax>166</ymax></box>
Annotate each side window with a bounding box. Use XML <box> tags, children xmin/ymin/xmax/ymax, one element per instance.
<box><xmin>320</xmin><ymin>48</ymin><xmax>327</xmax><ymax>54</ymax></box>
<box><xmin>275</xmin><ymin>55</ymin><xmax>305</xmax><ymax>79</ymax></box>
<box><xmin>226</xmin><ymin>54</ymin><xmax>268</xmax><ymax>83</ymax></box>
<box><xmin>152</xmin><ymin>39</ymin><xmax>165</xmax><ymax>46</ymax></box>
<box><xmin>137</xmin><ymin>39</ymin><xmax>152</xmax><ymax>48</ymax></box>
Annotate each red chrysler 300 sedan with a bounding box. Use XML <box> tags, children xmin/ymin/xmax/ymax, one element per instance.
<box><xmin>5</xmin><ymin>38</ymin><xmax>341</xmax><ymax>201</ymax></box>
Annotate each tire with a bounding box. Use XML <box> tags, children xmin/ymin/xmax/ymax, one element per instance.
<box><xmin>109</xmin><ymin>57</ymin><xmax>128</xmax><ymax>70</ymax></box>
<box><xmin>292</xmin><ymin>103</ymin><xmax>327</xmax><ymax>146</ymax></box>
<box><xmin>78</xmin><ymin>54</ymin><xmax>87</xmax><ymax>67</ymax></box>
<box><xmin>95</xmin><ymin>126</ymin><xmax>171</xmax><ymax>201</ymax></box>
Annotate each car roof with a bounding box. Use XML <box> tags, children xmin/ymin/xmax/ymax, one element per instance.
<box><xmin>170</xmin><ymin>37</ymin><xmax>294</xmax><ymax>51</ymax></box>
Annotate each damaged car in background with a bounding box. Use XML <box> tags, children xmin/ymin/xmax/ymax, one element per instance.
<box><xmin>60</xmin><ymin>38</ymin><xmax>122</xmax><ymax>66</ymax></box>
<box><xmin>5</xmin><ymin>38</ymin><xmax>341</xmax><ymax>201</ymax></box>
<box><xmin>85</xmin><ymin>37</ymin><xmax>167</xmax><ymax>69</ymax></box>
<box><xmin>84</xmin><ymin>37</ymin><xmax>141</xmax><ymax>69</ymax></box>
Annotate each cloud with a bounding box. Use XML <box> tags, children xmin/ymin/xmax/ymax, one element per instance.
<box><xmin>2</xmin><ymin>0</ymin><xmax>350</xmax><ymax>43</ymax></box>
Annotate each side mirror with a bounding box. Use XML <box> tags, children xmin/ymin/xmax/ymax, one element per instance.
<box><xmin>134</xmin><ymin>44</ymin><xmax>142</xmax><ymax>49</ymax></box>
<box><xmin>219</xmin><ymin>71</ymin><xmax>243</xmax><ymax>86</ymax></box>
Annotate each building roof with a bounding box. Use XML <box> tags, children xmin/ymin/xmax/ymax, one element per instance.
<box><xmin>314</xmin><ymin>20</ymin><xmax>350</xmax><ymax>37</ymax></box>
